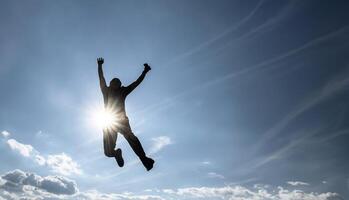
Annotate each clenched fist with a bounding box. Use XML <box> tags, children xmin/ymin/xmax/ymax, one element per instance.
<box><xmin>143</xmin><ymin>63</ymin><xmax>151</xmax><ymax>72</ymax></box>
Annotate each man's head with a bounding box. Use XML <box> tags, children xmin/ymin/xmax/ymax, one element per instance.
<box><xmin>110</xmin><ymin>78</ymin><xmax>121</xmax><ymax>89</ymax></box>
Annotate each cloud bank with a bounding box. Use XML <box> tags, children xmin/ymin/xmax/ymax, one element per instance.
<box><xmin>0</xmin><ymin>170</ymin><xmax>340</xmax><ymax>200</ymax></box>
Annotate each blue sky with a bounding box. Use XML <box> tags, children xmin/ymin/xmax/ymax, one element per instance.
<box><xmin>0</xmin><ymin>0</ymin><xmax>349</xmax><ymax>199</ymax></box>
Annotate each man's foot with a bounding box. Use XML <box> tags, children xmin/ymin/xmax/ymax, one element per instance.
<box><xmin>115</xmin><ymin>148</ymin><xmax>124</xmax><ymax>167</ymax></box>
<box><xmin>142</xmin><ymin>157</ymin><xmax>155</xmax><ymax>171</ymax></box>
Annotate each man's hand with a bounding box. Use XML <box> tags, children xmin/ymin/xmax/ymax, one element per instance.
<box><xmin>143</xmin><ymin>63</ymin><xmax>151</xmax><ymax>72</ymax></box>
<box><xmin>97</xmin><ymin>57</ymin><xmax>104</xmax><ymax>65</ymax></box>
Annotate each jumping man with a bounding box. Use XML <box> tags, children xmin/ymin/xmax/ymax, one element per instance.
<box><xmin>97</xmin><ymin>57</ymin><xmax>154</xmax><ymax>171</ymax></box>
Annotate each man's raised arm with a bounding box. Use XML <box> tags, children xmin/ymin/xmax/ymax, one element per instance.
<box><xmin>97</xmin><ymin>57</ymin><xmax>107</xmax><ymax>91</ymax></box>
<box><xmin>125</xmin><ymin>63</ymin><xmax>151</xmax><ymax>95</ymax></box>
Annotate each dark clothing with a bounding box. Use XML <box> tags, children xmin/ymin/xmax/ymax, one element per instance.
<box><xmin>101</xmin><ymin>69</ymin><xmax>147</xmax><ymax>117</ymax></box>
<box><xmin>102</xmin><ymin>86</ymin><xmax>128</xmax><ymax>117</ymax></box>
<box><xmin>100</xmin><ymin>69</ymin><xmax>149</xmax><ymax>164</ymax></box>
<box><xmin>103</xmin><ymin>117</ymin><xmax>146</xmax><ymax>160</ymax></box>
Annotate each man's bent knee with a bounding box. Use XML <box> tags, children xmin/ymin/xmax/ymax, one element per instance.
<box><xmin>104</xmin><ymin>150</ymin><xmax>115</xmax><ymax>157</ymax></box>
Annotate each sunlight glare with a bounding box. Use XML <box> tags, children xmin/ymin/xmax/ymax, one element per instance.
<box><xmin>91</xmin><ymin>107</ymin><xmax>118</xmax><ymax>130</ymax></box>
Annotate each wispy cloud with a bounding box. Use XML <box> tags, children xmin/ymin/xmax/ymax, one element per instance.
<box><xmin>204</xmin><ymin>26</ymin><xmax>349</xmax><ymax>92</ymax></box>
<box><xmin>7</xmin><ymin>139</ymin><xmax>34</xmax><ymax>157</ymax></box>
<box><xmin>317</xmin><ymin>128</ymin><xmax>349</xmax><ymax>142</ymax></box>
<box><xmin>252</xmin><ymin>128</ymin><xmax>323</xmax><ymax>169</ymax></box>
<box><xmin>164</xmin><ymin>0</ymin><xmax>266</xmax><ymax>67</ymax></box>
<box><xmin>1</xmin><ymin>130</ymin><xmax>10</xmax><ymax>138</ymax></box>
<box><xmin>256</xmin><ymin>71</ymin><xmax>349</xmax><ymax>156</ymax></box>
<box><xmin>150</xmin><ymin>136</ymin><xmax>172</xmax><ymax>154</ymax></box>
<box><xmin>287</xmin><ymin>181</ymin><xmax>310</xmax><ymax>186</ymax></box>
<box><xmin>239</xmin><ymin>68</ymin><xmax>349</xmax><ymax>174</ymax></box>
<box><xmin>137</xmin><ymin>26</ymin><xmax>349</xmax><ymax>121</ymax></box>
<box><xmin>201</xmin><ymin>161</ymin><xmax>211</xmax><ymax>165</ymax></box>
<box><xmin>3</xmin><ymin>135</ymin><xmax>82</xmax><ymax>176</ymax></box>
<box><xmin>207</xmin><ymin>172</ymin><xmax>225</xmax><ymax>179</ymax></box>
<box><xmin>237</xmin><ymin>67</ymin><xmax>348</xmax><ymax>170</ymax></box>
<box><xmin>46</xmin><ymin>153</ymin><xmax>82</xmax><ymax>176</ymax></box>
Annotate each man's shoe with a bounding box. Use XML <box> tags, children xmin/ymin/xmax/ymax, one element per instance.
<box><xmin>142</xmin><ymin>157</ymin><xmax>155</xmax><ymax>171</ymax></box>
<box><xmin>115</xmin><ymin>148</ymin><xmax>124</xmax><ymax>167</ymax></box>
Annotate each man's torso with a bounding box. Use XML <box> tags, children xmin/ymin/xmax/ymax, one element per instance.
<box><xmin>102</xmin><ymin>86</ymin><xmax>128</xmax><ymax>118</ymax></box>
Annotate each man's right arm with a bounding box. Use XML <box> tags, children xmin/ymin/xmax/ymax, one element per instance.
<box><xmin>97</xmin><ymin>57</ymin><xmax>107</xmax><ymax>91</ymax></box>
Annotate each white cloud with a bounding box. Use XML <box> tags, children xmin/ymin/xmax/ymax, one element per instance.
<box><xmin>35</xmin><ymin>130</ymin><xmax>48</xmax><ymax>138</ymax></box>
<box><xmin>6</xmin><ymin>139</ymin><xmax>33</xmax><ymax>157</ymax></box>
<box><xmin>163</xmin><ymin>185</ymin><xmax>339</xmax><ymax>200</ymax></box>
<box><xmin>201</xmin><ymin>161</ymin><xmax>211</xmax><ymax>165</ymax></box>
<box><xmin>150</xmin><ymin>136</ymin><xmax>172</xmax><ymax>154</ymax></box>
<box><xmin>4</xmin><ymin>136</ymin><xmax>82</xmax><ymax>176</ymax></box>
<box><xmin>1</xmin><ymin>131</ymin><xmax>10</xmax><ymax>138</ymax></box>
<box><xmin>287</xmin><ymin>181</ymin><xmax>310</xmax><ymax>186</ymax></box>
<box><xmin>0</xmin><ymin>169</ymin><xmax>340</xmax><ymax>200</ymax></box>
<box><xmin>46</xmin><ymin>153</ymin><xmax>82</xmax><ymax>176</ymax></box>
<box><xmin>0</xmin><ymin>169</ymin><xmax>78</xmax><ymax>195</ymax></box>
<box><xmin>207</xmin><ymin>172</ymin><xmax>225</xmax><ymax>179</ymax></box>
<box><xmin>77</xmin><ymin>190</ymin><xmax>165</xmax><ymax>200</ymax></box>
<box><xmin>162</xmin><ymin>189</ymin><xmax>175</xmax><ymax>194</ymax></box>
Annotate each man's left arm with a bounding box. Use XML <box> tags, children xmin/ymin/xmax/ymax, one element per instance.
<box><xmin>125</xmin><ymin>63</ymin><xmax>151</xmax><ymax>95</ymax></box>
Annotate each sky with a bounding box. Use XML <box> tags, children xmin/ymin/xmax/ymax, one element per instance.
<box><xmin>0</xmin><ymin>0</ymin><xmax>349</xmax><ymax>199</ymax></box>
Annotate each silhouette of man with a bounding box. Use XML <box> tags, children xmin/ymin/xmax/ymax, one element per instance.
<box><xmin>97</xmin><ymin>57</ymin><xmax>154</xmax><ymax>171</ymax></box>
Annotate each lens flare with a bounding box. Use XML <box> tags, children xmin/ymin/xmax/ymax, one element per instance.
<box><xmin>89</xmin><ymin>106</ymin><xmax>119</xmax><ymax>131</ymax></box>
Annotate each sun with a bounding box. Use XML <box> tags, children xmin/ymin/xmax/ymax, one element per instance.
<box><xmin>89</xmin><ymin>106</ymin><xmax>119</xmax><ymax>130</ymax></box>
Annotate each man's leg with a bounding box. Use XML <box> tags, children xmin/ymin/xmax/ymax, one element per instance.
<box><xmin>103</xmin><ymin>130</ymin><xmax>124</xmax><ymax>167</ymax></box>
<box><xmin>120</xmin><ymin>122</ymin><xmax>154</xmax><ymax>171</ymax></box>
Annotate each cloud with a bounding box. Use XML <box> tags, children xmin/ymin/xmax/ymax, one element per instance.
<box><xmin>46</xmin><ymin>153</ymin><xmax>82</xmax><ymax>176</ymax></box>
<box><xmin>287</xmin><ymin>181</ymin><xmax>310</xmax><ymax>186</ymax></box>
<box><xmin>77</xmin><ymin>190</ymin><xmax>165</xmax><ymax>200</ymax></box>
<box><xmin>164</xmin><ymin>0</ymin><xmax>266</xmax><ymax>67</ymax></box>
<box><xmin>40</xmin><ymin>176</ymin><xmax>78</xmax><ymax>195</ymax></box>
<box><xmin>201</xmin><ymin>161</ymin><xmax>211</xmax><ymax>165</ymax></box>
<box><xmin>1</xmin><ymin>131</ymin><xmax>10</xmax><ymax>138</ymax></box>
<box><xmin>0</xmin><ymin>169</ymin><xmax>78</xmax><ymax>195</ymax></box>
<box><xmin>253</xmin><ymin>128</ymin><xmax>322</xmax><ymax>169</ymax></box>
<box><xmin>249</xmin><ymin>69</ymin><xmax>349</xmax><ymax>169</ymax></box>
<box><xmin>162</xmin><ymin>185</ymin><xmax>339</xmax><ymax>200</ymax></box>
<box><xmin>257</xmin><ymin>64</ymin><xmax>349</xmax><ymax>149</ymax></box>
<box><xmin>3</xmin><ymin>136</ymin><xmax>82</xmax><ymax>176</ymax></box>
<box><xmin>207</xmin><ymin>172</ymin><xmax>225</xmax><ymax>179</ymax></box>
<box><xmin>0</xmin><ymin>169</ymin><xmax>340</xmax><ymax>200</ymax></box>
<box><xmin>150</xmin><ymin>136</ymin><xmax>172</xmax><ymax>154</ymax></box>
<box><xmin>6</xmin><ymin>139</ymin><xmax>33</xmax><ymax>157</ymax></box>
<box><xmin>135</xmin><ymin>25</ymin><xmax>349</xmax><ymax>126</ymax></box>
